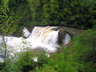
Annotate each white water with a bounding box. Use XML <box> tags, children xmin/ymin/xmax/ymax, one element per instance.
<box><xmin>0</xmin><ymin>26</ymin><xmax>71</xmax><ymax>61</ymax></box>
<box><xmin>28</xmin><ymin>26</ymin><xmax>59</xmax><ymax>51</ymax></box>
<box><xmin>23</xmin><ymin>27</ymin><xmax>31</xmax><ymax>37</ymax></box>
<box><xmin>63</xmin><ymin>34</ymin><xmax>71</xmax><ymax>45</ymax></box>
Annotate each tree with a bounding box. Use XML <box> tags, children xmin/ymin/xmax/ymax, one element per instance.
<box><xmin>0</xmin><ymin>0</ymin><xmax>18</xmax><ymax>60</ymax></box>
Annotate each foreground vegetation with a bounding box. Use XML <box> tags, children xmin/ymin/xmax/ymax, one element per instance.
<box><xmin>0</xmin><ymin>29</ymin><xmax>96</xmax><ymax>72</ymax></box>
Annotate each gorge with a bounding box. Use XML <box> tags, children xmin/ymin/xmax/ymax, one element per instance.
<box><xmin>0</xmin><ymin>26</ymin><xmax>83</xmax><ymax>62</ymax></box>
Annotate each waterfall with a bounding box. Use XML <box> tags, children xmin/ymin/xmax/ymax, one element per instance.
<box><xmin>0</xmin><ymin>26</ymin><xmax>71</xmax><ymax>62</ymax></box>
<box><xmin>28</xmin><ymin>26</ymin><xmax>59</xmax><ymax>52</ymax></box>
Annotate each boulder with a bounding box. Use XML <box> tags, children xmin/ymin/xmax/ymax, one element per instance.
<box><xmin>58</xmin><ymin>29</ymin><xmax>66</xmax><ymax>44</ymax></box>
<box><xmin>59</xmin><ymin>27</ymin><xmax>83</xmax><ymax>36</ymax></box>
<box><xmin>58</xmin><ymin>26</ymin><xmax>83</xmax><ymax>45</ymax></box>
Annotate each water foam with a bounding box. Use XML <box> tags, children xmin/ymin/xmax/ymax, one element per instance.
<box><xmin>63</xmin><ymin>34</ymin><xmax>71</xmax><ymax>45</ymax></box>
<box><xmin>0</xmin><ymin>26</ymin><xmax>71</xmax><ymax>61</ymax></box>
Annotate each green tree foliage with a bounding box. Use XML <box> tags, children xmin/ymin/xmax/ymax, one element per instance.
<box><xmin>0</xmin><ymin>0</ymin><xmax>19</xmax><ymax>60</ymax></box>
<box><xmin>0</xmin><ymin>0</ymin><xmax>18</xmax><ymax>35</ymax></box>
<box><xmin>16</xmin><ymin>50</ymin><xmax>35</xmax><ymax>72</ymax></box>
<box><xmin>0</xmin><ymin>0</ymin><xmax>96</xmax><ymax>72</ymax></box>
<box><xmin>31</xmin><ymin>65</ymin><xmax>57</xmax><ymax>72</ymax></box>
<box><xmin>26</xmin><ymin>0</ymin><xmax>96</xmax><ymax>29</ymax></box>
<box><xmin>37</xmin><ymin>51</ymin><xmax>49</xmax><ymax>66</ymax></box>
<box><xmin>42</xmin><ymin>0</ymin><xmax>59</xmax><ymax>25</ymax></box>
<box><xmin>1</xmin><ymin>0</ymin><xmax>96</xmax><ymax>30</ymax></box>
<box><xmin>72</xmin><ymin>29</ymin><xmax>96</xmax><ymax>62</ymax></box>
<box><xmin>1</xmin><ymin>59</ymin><xmax>21</xmax><ymax>72</ymax></box>
<box><xmin>16</xmin><ymin>50</ymin><xmax>49</xmax><ymax>72</ymax></box>
<box><xmin>71</xmin><ymin>29</ymin><xmax>96</xmax><ymax>72</ymax></box>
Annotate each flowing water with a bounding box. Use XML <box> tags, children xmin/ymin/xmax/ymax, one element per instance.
<box><xmin>63</xmin><ymin>34</ymin><xmax>71</xmax><ymax>45</ymax></box>
<box><xmin>0</xmin><ymin>26</ymin><xmax>75</xmax><ymax>62</ymax></box>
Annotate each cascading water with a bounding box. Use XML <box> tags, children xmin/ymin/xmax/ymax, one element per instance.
<box><xmin>0</xmin><ymin>26</ymin><xmax>71</xmax><ymax>62</ymax></box>
<box><xmin>23</xmin><ymin>27</ymin><xmax>31</xmax><ymax>37</ymax></box>
<box><xmin>28</xmin><ymin>26</ymin><xmax>59</xmax><ymax>52</ymax></box>
<box><xmin>63</xmin><ymin>34</ymin><xmax>71</xmax><ymax>45</ymax></box>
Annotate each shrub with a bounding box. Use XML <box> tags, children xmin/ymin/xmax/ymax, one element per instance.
<box><xmin>1</xmin><ymin>59</ymin><xmax>21</xmax><ymax>72</ymax></box>
<box><xmin>16</xmin><ymin>50</ymin><xmax>36</xmax><ymax>72</ymax></box>
<box><xmin>71</xmin><ymin>29</ymin><xmax>96</xmax><ymax>72</ymax></box>
<box><xmin>73</xmin><ymin>29</ymin><xmax>96</xmax><ymax>62</ymax></box>
<box><xmin>31</xmin><ymin>65</ymin><xmax>57</xmax><ymax>72</ymax></box>
<box><xmin>0</xmin><ymin>63</ymin><xmax>5</xmax><ymax>70</ymax></box>
<box><xmin>37</xmin><ymin>51</ymin><xmax>49</xmax><ymax>67</ymax></box>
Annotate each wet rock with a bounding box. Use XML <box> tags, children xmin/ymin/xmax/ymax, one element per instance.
<box><xmin>58</xmin><ymin>29</ymin><xmax>66</xmax><ymax>44</ymax></box>
<box><xmin>51</xmin><ymin>27</ymin><xmax>59</xmax><ymax>31</ymax></box>
<box><xmin>58</xmin><ymin>26</ymin><xmax>83</xmax><ymax>44</ymax></box>
<box><xmin>59</xmin><ymin>26</ymin><xmax>83</xmax><ymax>36</ymax></box>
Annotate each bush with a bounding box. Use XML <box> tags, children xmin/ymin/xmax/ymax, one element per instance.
<box><xmin>71</xmin><ymin>29</ymin><xmax>96</xmax><ymax>72</ymax></box>
<box><xmin>16</xmin><ymin>50</ymin><xmax>49</xmax><ymax>72</ymax></box>
<box><xmin>16</xmin><ymin>50</ymin><xmax>36</xmax><ymax>72</ymax></box>
<box><xmin>31</xmin><ymin>65</ymin><xmax>57</xmax><ymax>72</ymax></box>
<box><xmin>1</xmin><ymin>59</ymin><xmax>21</xmax><ymax>72</ymax></box>
<box><xmin>0</xmin><ymin>63</ymin><xmax>5</xmax><ymax>70</ymax></box>
<box><xmin>37</xmin><ymin>51</ymin><xmax>49</xmax><ymax>67</ymax></box>
<box><xmin>73</xmin><ymin>29</ymin><xmax>96</xmax><ymax>62</ymax></box>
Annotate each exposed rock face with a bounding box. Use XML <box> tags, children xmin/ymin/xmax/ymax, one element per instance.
<box><xmin>51</xmin><ymin>27</ymin><xmax>59</xmax><ymax>31</ymax></box>
<box><xmin>58</xmin><ymin>27</ymin><xmax>83</xmax><ymax>36</ymax></box>
<box><xmin>58</xmin><ymin>26</ymin><xmax>83</xmax><ymax>44</ymax></box>
<box><xmin>58</xmin><ymin>28</ymin><xmax>73</xmax><ymax>45</ymax></box>
<box><xmin>58</xmin><ymin>29</ymin><xmax>66</xmax><ymax>44</ymax></box>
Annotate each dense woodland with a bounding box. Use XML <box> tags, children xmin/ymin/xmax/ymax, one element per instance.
<box><xmin>0</xmin><ymin>0</ymin><xmax>96</xmax><ymax>33</ymax></box>
<box><xmin>0</xmin><ymin>0</ymin><xmax>96</xmax><ymax>72</ymax></box>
